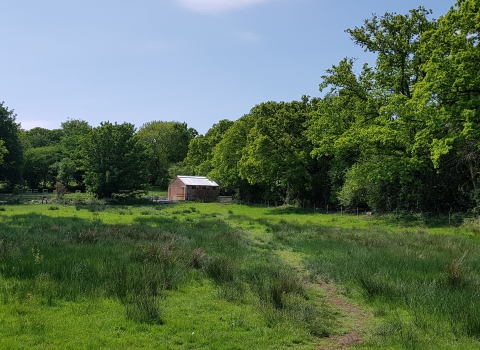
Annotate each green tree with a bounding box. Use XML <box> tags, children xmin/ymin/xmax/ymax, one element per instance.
<box><xmin>81</xmin><ymin>122</ymin><xmax>147</xmax><ymax>198</ymax></box>
<box><xmin>346</xmin><ymin>7</ymin><xmax>436</xmax><ymax>98</ymax></box>
<box><xmin>237</xmin><ymin>98</ymin><xmax>326</xmax><ymax>204</ymax></box>
<box><xmin>0</xmin><ymin>139</ymin><xmax>7</xmax><ymax>165</ymax></box>
<box><xmin>51</xmin><ymin>157</ymin><xmax>78</xmax><ymax>186</ymax></box>
<box><xmin>210</xmin><ymin>113</ymin><xmax>260</xmax><ymax>200</ymax></box>
<box><xmin>23</xmin><ymin>146</ymin><xmax>63</xmax><ymax>188</ymax></box>
<box><xmin>60</xmin><ymin>119</ymin><xmax>92</xmax><ymax>152</ymax></box>
<box><xmin>136</xmin><ymin>121</ymin><xmax>197</xmax><ymax>188</ymax></box>
<box><xmin>19</xmin><ymin>127</ymin><xmax>63</xmax><ymax>150</ymax></box>
<box><xmin>0</xmin><ymin>102</ymin><xmax>23</xmax><ymax>188</ymax></box>
<box><xmin>307</xmin><ymin>59</ymin><xmax>392</xmax><ymax>207</ymax></box>
<box><xmin>184</xmin><ymin>119</ymin><xmax>234</xmax><ymax>176</ymax></box>
<box><xmin>410</xmin><ymin>0</ymin><xmax>480</xmax><ymax>208</ymax></box>
<box><xmin>58</xmin><ymin>119</ymin><xmax>92</xmax><ymax>186</ymax></box>
<box><xmin>305</xmin><ymin>7</ymin><xmax>467</xmax><ymax>212</ymax></box>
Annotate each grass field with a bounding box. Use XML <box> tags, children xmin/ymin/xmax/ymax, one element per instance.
<box><xmin>1</xmin><ymin>202</ymin><xmax>479</xmax><ymax>349</ymax></box>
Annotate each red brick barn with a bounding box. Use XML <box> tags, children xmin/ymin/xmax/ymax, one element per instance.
<box><xmin>168</xmin><ymin>176</ymin><xmax>220</xmax><ymax>202</ymax></box>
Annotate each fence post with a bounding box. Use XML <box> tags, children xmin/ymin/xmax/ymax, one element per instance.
<box><xmin>326</xmin><ymin>205</ymin><xmax>328</xmax><ymax>214</ymax></box>
<box><xmin>357</xmin><ymin>207</ymin><xmax>359</xmax><ymax>217</ymax></box>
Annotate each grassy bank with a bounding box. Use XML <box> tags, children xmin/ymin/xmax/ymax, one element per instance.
<box><xmin>1</xmin><ymin>203</ymin><xmax>480</xmax><ymax>348</ymax></box>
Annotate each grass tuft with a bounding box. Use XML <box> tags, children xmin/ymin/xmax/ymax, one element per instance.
<box><xmin>205</xmin><ymin>256</ymin><xmax>237</xmax><ymax>283</ymax></box>
<box><xmin>190</xmin><ymin>247</ymin><xmax>206</xmax><ymax>269</ymax></box>
<box><xmin>125</xmin><ymin>294</ymin><xmax>163</xmax><ymax>324</ymax></box>
<box><xmin>445</xmin><ymin>251</ymin><xmax>469</xmax><ymax>287</ymax></box>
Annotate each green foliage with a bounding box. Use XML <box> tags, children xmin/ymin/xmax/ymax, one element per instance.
<box><xmin>81</xmin><ymin>122</ymin><xmax>148</xmax><ymax>198</ymax></box>
<box><xmin>58</xmin><ymin>119</ymin><xmax>92</xmax><ymax>187</ymax></box>
<box><xmin>59</xmin><ymin>119</ymin><xmax>92</xmax><ymax>153</ymax></box>
<box><xmin>19</xmin><ymin>127</ymin><xmax>63</xmax><ymax>150</ymax></box>
<box><xmin>409</xmin><ymin>0</ymin><xmax>480</xmax><ymax>210</ymax></box>
<box><xmin>51</xmin><ymin>157</ymin><xmax>77</xmax><ymax>186</ymax></box>
<box><xmin>346</xmin><ymin>7</ymin><xmax>436</xmax><ymax>98</ymax></box>
<box><xmin>184</xmin><ymin>119</ymin><xmax>234</xmax><ymax>176</ymax></box>
<box><xmin>302</xmin><ymin>3</ymin><xmax>480</xmax><ymax>212</ymax></box>
<box><xmin>23</xmin><ymin>145</ymin><xmax>63</xmax><ymax>188</ymax></box>
<box><xmin>237</xmin><ymin>98</ymin><xmax>327</xmax><ymax>204</ymax></box>
<box><xmin>0</xmin><ymin>102</ymin><xmax>23</xmax><ymax>188</ymax></box>
<box><xmin>210</xmin><ymin>114</ymin><xmax>257</xmax><ymax>198</ymax></box>
<box><xmin>136</xmin><ymin>121</ymin><xmax>197</xmax><ymax>188</ymax></box>
<box><xmin>0</xmin><ymin>139</ymin><xmax>7</xmax><ymax>165</ymax></box>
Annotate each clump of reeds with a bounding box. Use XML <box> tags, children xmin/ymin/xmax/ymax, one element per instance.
<box><xmin>125</xmin><ymin>294</ymin><xmax>163</xmax><ymax>324</ymax></box>
<box><xmin>445</xmin><ymin>251</ymin><xmax>469</xmax><ymax>287</ymax></box>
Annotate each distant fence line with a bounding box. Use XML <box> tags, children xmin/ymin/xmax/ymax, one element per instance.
<box><xmin>232</xmin><ymin>200</ymin><xmax>480</xmax><ymax>224</ymax></box>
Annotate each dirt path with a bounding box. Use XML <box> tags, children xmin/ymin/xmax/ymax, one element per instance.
<box><xmin>273</xmin><ymin>250</ymin><xmax>370</xmax><ymax>350</ymax></box>
<box><xmin>316</xmin><ymin>281</ymin><xmax>369</xmax><ymax>350</ymax></box>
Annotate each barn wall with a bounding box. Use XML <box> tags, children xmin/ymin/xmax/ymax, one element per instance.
<box><xmin>185</xmin><ymin>185</ymin><xmax>219</xmax><ymax>202</ymax></box>
<box><xmin>168</xmin><ymin>178</ymin><xmax>185</xmax><ymax>200</ymax></box>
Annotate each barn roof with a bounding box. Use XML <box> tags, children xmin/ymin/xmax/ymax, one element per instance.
<box><xmin>176</xmin><ymin>176</ymin><xmax>219</xmax><ymax>187</ymax></box>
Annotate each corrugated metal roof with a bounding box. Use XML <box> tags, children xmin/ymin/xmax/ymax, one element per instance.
<box><xmin>177</xmin><ymin>176</ymin><xmax>219</xmax><ymax>187</ymax></box>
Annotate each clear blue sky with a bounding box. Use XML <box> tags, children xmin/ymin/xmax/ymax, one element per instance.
<box><xmin>1</xmin><ymin>0</ymin><xmax>453</xmax><ymax>135</ymax></box>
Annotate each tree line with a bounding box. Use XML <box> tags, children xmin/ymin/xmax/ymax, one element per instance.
<box><xmin>1</xmin><ymin>0</ymin><xmax>479</xmax><ymax>212</ymax></box>
<box><xmin>0</xmin><ymin>113</ymin><xmax>197</xmax><ymax>199</ymax></box>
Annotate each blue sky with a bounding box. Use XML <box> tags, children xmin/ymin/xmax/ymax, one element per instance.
<box><xmin>1</xmin><ymin>0</ymin><xmax>453</xmax><ymax>135</ymax></box>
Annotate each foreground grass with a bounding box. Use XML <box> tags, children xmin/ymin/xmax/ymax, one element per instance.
<box><xmin>1</xmin><ymin>203</ymin><xmax>480</xmax><ymax>348</ymax></box>
<box><xmin>0</xmin><ymin>204</ymin><xmax>333</xmax><ymax>349</ymax></box>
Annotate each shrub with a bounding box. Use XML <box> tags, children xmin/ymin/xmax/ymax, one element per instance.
<box><xmin>54</xmin><ymin>183</ymin><xmax>67</xmax><ymax>198</ymax></box>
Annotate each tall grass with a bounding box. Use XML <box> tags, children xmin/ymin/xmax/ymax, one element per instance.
<box><xmin>0</xmin><ymin>206</ymin><xmax>332</xmax><ymax>348</ymax></box>
<box><xmin>270</xmin><ymin>222</ymin><xmax>480</xmax><ymax>347</ymax></box>
<box><xmin>5</xmin><ymin>203</ymin><xmax>479</xmax><ymax>348</ymax></box>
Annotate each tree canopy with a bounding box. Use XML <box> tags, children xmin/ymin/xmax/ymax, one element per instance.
<box><xmin>81</xmin><ymin>122</ymin><xmax>147</xmax><ymax>198</ymax></box>
<box><xmin>0</xmin><ymin>139</ymin><xmax>7</xmax><ymax>165</ymax></box>
<box><xmin>136</xmin><ymin>121</ymin><xmax>197</xmax><ymax>187</ymax></box>
<box><xmin>0</xmin><ymin>102</ymin><xmax>23</xmax><ymax>188</ymax></box>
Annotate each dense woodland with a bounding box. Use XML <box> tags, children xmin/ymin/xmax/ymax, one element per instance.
<box><xmin>1</xmin><ymin>0</ymin><xmax>479</xmax><ymax>213</ymax></box>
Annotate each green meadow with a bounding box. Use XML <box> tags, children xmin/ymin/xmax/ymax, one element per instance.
<box><xmin>1</xmin><ymin>202</ymin><xmax>479</xmax><ymax>349</ymax></box>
